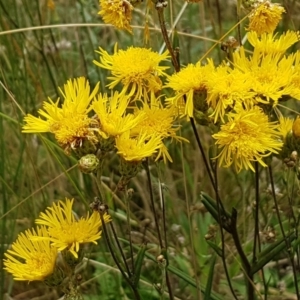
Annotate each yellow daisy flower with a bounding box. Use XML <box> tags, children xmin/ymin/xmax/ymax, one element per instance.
<box><xmin>22</xmin><ymin>77</ymin><xmax>100</xmax><ymax>152</ymax></box>
<box><xmin>34</xmin><ymin>198</ymin><xmax>111</xmax><ymax>258</ymax></box>
<box><xmin>131</xmin><ymin>98</ymin><xmax>188</xmax><ymax>162</ymax></box>
<box><xmin>247</xmin><ymin>31</ymin><xmax>300</xmax><ymax>55</ymax></box>
<box><xmin>98</xmin><ymin>0</ymin><xmax>133</xmax><ymax>33</ymax></box>
<box><xmin>132</xmin><ymin>98</ymin><xmax>182</xmax><ymax>140</ymax></box>
<box><xmin>93</xmin><ymin>45</ymin><xmax>170</xmax><ymax>101</ymax></box>
<box><xmin>233</xmin><ymin>47</ymin><xmax>295</xmax><ymax>105</ymax></box>
<box><xmin>4</xmin><ymin>227</ymin><xmax>57</xmax><ymax>281</ymax></box>
<box><xmin>212</xmin><ymin>106</ymin><xmax>283</xmax><ymax>172</ymax></box>
<box><xmin>289</xmin><ymin>51</ymin><xmax>300</xmax><ymax>100</ymax></box>
<box><xmin>115</xmin><ymin>131</ymin><xmax>162</xmax><ymax>161</ymax></box>
<box><xmin>278</xmin><ymin>116</ymin><xmax>293</xmax><ymax>139</ymax></box>
<box><xmin>165</xmin><ymin>60</ymin><xmax>215</xmax><ymax>118</ymax></box>
<box><xmin>92</xmin><ymin>91</ymin><xmax>144</xmax><ymax>139</ymax></box>
<box><xmin>247</xmin><ymin>1</ymin><xmax>285</xmax><ymax>35</ymax></box>
<box><xmin>205</xmin><ymin>64</ymin><xmax>255</xmax><ymax>123</ymax></box>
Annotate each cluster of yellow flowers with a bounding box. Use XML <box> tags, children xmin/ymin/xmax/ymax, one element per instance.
<box><xmin>167</xmin><ymin>30</ymin><xmax>300</xmax><ymax>171</ymax></box>
<box><xmin>22</xmin><ymin>28</ymin><xmax>300</xmax><ymax>173</ymax></box>
<box><xmin>20</xmin><ymin>0</ymin><xmax>297</xmax><ymax>178</ymax></box>
<box><xmin>23</xmin><ymin>46</ymin><xmax>187</xmax><ymax>166</ymax></box>
<box><xmin>4</xmin><ymin>199</ymin><xmax>110</xmax><ymax>282</ymax></box>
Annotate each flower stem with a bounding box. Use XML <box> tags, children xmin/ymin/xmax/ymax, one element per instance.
<box><xmin>155</xmin><ymin>3</ymin><xmax>180</xmax><ymax>72</ymax></box>
<box><xmin>97</xmin><ymin>203</ymin><xmax>141</xmax><ymax>300</ymax></box>
<box><xmin>268</xmin><ymin>166</ymin><xmax>300</xmax><ymax>300</ymax></box>
<box><xmin>144</xmin><ymin>159</ymin><xmax>174</xmax><ymax>300</ymax></box>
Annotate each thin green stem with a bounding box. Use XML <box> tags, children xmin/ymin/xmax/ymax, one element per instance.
<box><xmin>156</xmin><ymin>4</ymin><xmax>179</xmax><ymax>72</ymax></box>
<box><xmin>144</xmin><ymin>159</ymin><xmax>163</xmax><ymax>248</ymax></box>
<box><xmin>254</xmin><ymin>163</ymin><xmax>267</xmax><ymax>300</ymax></box>
<box><xmin>109</xmin><ymin>220</ymin><xmax>132</xmax><ymax>277</ymax></box>
<box><xmin>98</xmin><ymin>207</ymin><xmax>140</xmax><ymax>300</ymax></box>
<box><xmin>253</xmin><ymin>162</ymin><xmax>259</xmax><ymax>264</ymax></box>
<box><xmin>144</xmin><ymin>160</ymin><xmax>173</xmax><ymax>300</ymax></box>
<box><xmin>125</xmin><ymin>188</ymin><xmax>135</xmax><ymax>274</ymax></box>
<box><xmin>231</xmin><ymin>209</ymin><xmax>254</xmax><ymax>300</ymax></box>
<box><xmin>212</xmin><ymin>163</ymin><xmax>238</xmax><ymax>300</ymax></box>
<box><xmin>268</xmin><ymin>166</ymin><xmax>299</xmax><ymax>300</ymax></box>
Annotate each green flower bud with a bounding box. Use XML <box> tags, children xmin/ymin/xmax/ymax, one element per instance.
<box><xmin>78</xmin><ymin>154</ymin><xmax>99</xmax><ymax>174</ymax></box>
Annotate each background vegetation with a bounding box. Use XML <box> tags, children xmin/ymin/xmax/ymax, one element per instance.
<box><xmin>1</xmin><ymin>0</ymin><xmax>300</xmax><ymax>299</ymax></box>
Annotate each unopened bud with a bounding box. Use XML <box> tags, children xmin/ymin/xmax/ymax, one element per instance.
<box><xmin>78</xmin><ymin>154</ymin><xmax>99</xmax><ymax>174</ymax></box>
<box><xmin>156</xmin><ymin>254</ymin><xmax>165</xmax><ymax>263</ymax></box>
<box><xmin>292</xmin><ymin>118</ymin><xmax>300</xmax><ymax>138</ymax></box>
<box><xmin>290</xmin><ymin>151</ymin><xmax>298</xmax><ymax>162</ymax></box>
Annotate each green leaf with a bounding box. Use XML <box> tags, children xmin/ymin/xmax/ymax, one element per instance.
<box><xmin>132</xmin><ymin>243</ymin><xmax>147</xmax><ymax>288</ymax></box>
<box><xmin>204</xmin><ymin>255</ymin><xmax>217</xmax><ymax>300</ymax></box>
<box><xmin>251</xmin><ymin>233</ymin><xmax>296</xmax><ymax>275</ymax></box>
<box><xmin>206</xmin><ymin>241</ymin><xmax>223</xmax><ymax>257</ymax></box>
<box><xmin>201</xmin><ymin>192</ymin><xmax>232</xmax><ymax>233</ymax></box>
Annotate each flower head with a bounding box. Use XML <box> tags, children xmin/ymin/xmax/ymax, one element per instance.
<box><xmin>233</xmin><ymin>47</ymin><xmax>295</xmax><ymax>105</ymax></box>
<box><xmin>289</xmin><ymin>52</ymin><xmax>300</xmax><ymax>100</ymax></box>
<box><xmin>98</xmin><ymin>0</ymin><xmax>133</xmax><ymax>33</ymax></box>
<box><xmin>165</xmin><ymin>60</ymin><xmax>214</xmax><ymax>118</ymax></box>
<box><xmin>247</xmin><ymin>1</ymin><xmax>285</xmax><ymax>35</ymax></box>
<box><xmin>115</xmin><ymin>131</ymin><xmax>162</xmax><ymax>161</ymax></box>
<box><xmin>131</xmin><ymin>99</ymin><xmax>187</xmax><ymax>162</ymax></box>
<box><xmin>4</xmin><ymin>227</ymin><xmax>57</xmax><ymax>281</ymax></box>
<box><xmin>206</xmin><ymin>64</ymin><xmax>255</xmax><ymax>122</ymax></box>
<box><xmin>94</xmin><ymin>45</ymin><xmax>169</xmax><ymax>100</ymax></box>
<box><xmin>247</xmin><ymin>31</ymin><xmax>300</xmax><ymax>55</ymax></box>
<box><xmin>212</xmin><ymin>106</ymin><xmax>283</xmax><ymax>172</ymax></box>
<box><xmin>22</xmin><ymin>77</ymin><xmax>100</xmax><ymax>152</ymax></box>
<box><xmin>132</xmin><ymin>99</ymin><xmax>180</xmax><ymax>139</ymax></box>
<box><xmin>278</xmin><ymin>116</ymin><xmax>293</xmax><ymax>139</ymax></box>
<box><xmin>92</xmin><ymin>91</ymin><xmax>144</xmax><ymax>139</ymax></box>
<box><xmin>35</xmin><ymin>198</ymin><xmax>111</xmax><ymax>258</ymax></box>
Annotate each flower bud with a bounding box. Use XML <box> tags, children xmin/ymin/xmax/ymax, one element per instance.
<box><xmin>78</xmin><ymin>154</ymin><xmax>100</xmax><ymax>174</ymax></box>
<box><xmin>292</xmin><ymin>118</ymin><xmax>300</xmax><ymax>138</ymax></box>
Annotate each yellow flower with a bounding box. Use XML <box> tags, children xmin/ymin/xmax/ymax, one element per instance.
<box><xmin>92</xmin><ymin>91</ymin><xmax>144</xmax><ymax>139</ymax></box>
<box><xmin>247</xmin><ymin>1</ymin><xmax>285</xmax><ymax>35</ymax></box>
<box><xmin>212</xmin><ymin>106</ymin><xmax>283</xmax><ymax>172</ymax></box>
<box><xmin>115</xmin><ymin>131</ymin><xmax>162</xmax><ymax>161</ymax></box>
<box><xmin>289</xmin><ymin>51</ymin><xmax>300</xmax><ymax>100</ymax></box>
<box><xmin>93</xmin><ymin>45</ymin><xmax>169</xmax><ymax>100</ymax></box>
<box><xmin>165</xmin><ymin>60</ymin><xmax>215</xmax><ymax>118</ymax></box>
<box><xmin>132</xmin><ymin>99</ymin><xmax>182</xmax><ymax>140</ymax></box>
<box><xmin>247</xmin><ymin>31</ymin><xmax>300</xmax><ymax>55</ymax></box>
<box><xmin>278</xmin><ymin>116</ymin><xmax>293</xmax><ymax>139</ymax></box>
<box><xmin>98</xmin><ymin>0</ymin><xmax>133</xmax><ymax>33</ymax></box>
<box><xmin>131</xmin><ymin>99</ymin><xmax>187</xmax><ymax>162</ymax></box>
<box><xmin>233</xmin><ymin>47</ymin><xmax>295</xmax><ymax>105</ymax></box>
<box><xmin>35</xmin><ymin>198</ymin><xmax>111</xmax><ymax>258</ymax></box>
<box><xmin>206</xmin><ymin>64</ymin><xmax>255</xmax><ymax>123</ymax></box>
<box><xmin>22</xmin><ymin>77</ymin><xmax>100</xmax><ymax>152</ymax></box>
<box><xmin>3</xmin><ymin>227</ymin><xmax>57</xmax><ymax>281</ymax></box>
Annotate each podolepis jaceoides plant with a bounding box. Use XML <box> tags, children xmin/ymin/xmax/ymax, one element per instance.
<box><xmin>2</xmin><ymin>0</ymin><xmax>300</xmax><ymax>299</ymax></box>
